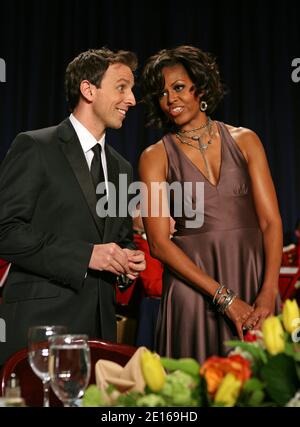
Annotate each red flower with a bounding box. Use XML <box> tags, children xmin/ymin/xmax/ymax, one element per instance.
<box><xmin>226</xmin><ymin>355</ymin><xmax>251</xmax><ymax>382</ymax></box>
<box><xmin>200</xmin><ymin>354</ymin><xmax>251</xmax><ymax>395</ymax></box>
<box><xmin>244</xmin><ymin>331</ymin><xmax>258</xmax><ymax>342</ymax></box>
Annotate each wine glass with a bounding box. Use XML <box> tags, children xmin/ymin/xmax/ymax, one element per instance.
<box><xmin>48</xmin><ymin>334</ymin><xmax>91</xmax><ymax>407</ymax></box>
<box><xmin>28</xmin><ymin>325</ymin><xmax>67</xmax><ymax>407</ymax></box>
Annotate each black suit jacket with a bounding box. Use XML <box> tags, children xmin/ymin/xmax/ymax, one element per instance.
<box><xmin>0</xmin><ymin>119</ymin><xmax>134</xmax><ymax>364</ymax></box>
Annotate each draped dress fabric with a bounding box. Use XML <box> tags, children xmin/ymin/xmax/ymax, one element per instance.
<box><xmin>155</xmin><ymin>121</ymin><xmax>264</xmax><ymax>363</ymax></box>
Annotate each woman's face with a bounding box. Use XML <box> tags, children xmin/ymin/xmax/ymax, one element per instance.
<box><xmin>159</xmin><ymin>64</ymin><xmax>201</xmax><ymax>128</ymax></box>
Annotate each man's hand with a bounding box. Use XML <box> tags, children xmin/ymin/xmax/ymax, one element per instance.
<box><xmin>89</xmin><ymin>243</ymin><xmax>130</xmax><ymax>275</ymax></box>
<box><xmin>122</xmin><ymin>248</ymin><xmax>146</xmax><ymax>280</ymax></box>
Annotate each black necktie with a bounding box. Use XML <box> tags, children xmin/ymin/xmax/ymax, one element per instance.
<box><xmin>90</xmin><ymin>144</ymin><xmax>105</xmax><ymax>194</ymax></box>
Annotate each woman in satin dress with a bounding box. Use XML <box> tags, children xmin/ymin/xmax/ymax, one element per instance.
<box><xmin>138</xmin><ymin>45</ymin><xmax>282</xmax><ymax>362</ymax></box>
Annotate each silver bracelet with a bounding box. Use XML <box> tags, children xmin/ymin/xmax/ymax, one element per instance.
<box><xmin>215</xmin><ymin>293</ymin><xmax>228</xmax><ymax>307</ymax></box>
<box><xmin>212</xmin><ymin>286</ymin><xmax>237</xmax><ymax>314</ymax></box>
<box><xmin>212</xmin><ymin>284</ymin><xmax>225</xmax><ymax>304</ymax></box>
<box><xmin>223</xmin><ymin>294</ymin><xmax>237</xmax><ymax>313</ymax></box>
<box><xmin>218</xmin><ymin>290</ymin><xmax>236</xmax><ymax>314</ymax></box>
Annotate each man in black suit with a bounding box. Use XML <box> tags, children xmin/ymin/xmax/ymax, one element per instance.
<box><xmin>0</xmin><ymin>48</ymin><xmax>145</xmax><ymax>364</ymax></box>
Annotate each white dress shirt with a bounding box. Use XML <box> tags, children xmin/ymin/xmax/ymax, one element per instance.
<box><xmin>69</xmin><ymin>113</ymin><xmax>109</xmax><ymax>196</ymax></box>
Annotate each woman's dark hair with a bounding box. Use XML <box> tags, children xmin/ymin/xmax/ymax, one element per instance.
<box><xmin>140</xmin><ymin>45</ymin><xmax>225</xmax><ymax>131</ymax></box>
<box><xmin>65</xmin><ymin>47</ymin><xmax>138</xmax><ymax>112</ymax></box>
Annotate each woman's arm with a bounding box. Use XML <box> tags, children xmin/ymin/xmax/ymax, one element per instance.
<box><xmin>233</xmin><ymin>128</ymin><xmax>283</xmax><ymax>329</ymax></box>
<box><xmin>139</xmin><ymin>141</ymin><xmax>254</xmax><ymax>339</ymax></box>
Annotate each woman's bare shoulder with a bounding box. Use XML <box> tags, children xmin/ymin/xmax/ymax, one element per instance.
<box><xmin>224</xmin><ymin>123</ymin><xmax>264</xmax><ymax>161</ymax></box>
<box><xmin>138</xmin><ymin>139</ymin><xmax>168</xmax><ymax>178</ymax></box>
<box><xmin>139</xmin><ymin>139</ymin><xmax>166</xmax><ymax>162</ymax></box>
<box><xmin>225</xmin><ymin>124</ymin><xmax>261</xmax><ymax>143</ymax></box>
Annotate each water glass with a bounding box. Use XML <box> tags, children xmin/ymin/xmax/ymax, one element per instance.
<box><xmin>48</xmin><ymin>334</ymin><xmax>91</xmax><ymax>407</ymax></box>
<box><xmin>28</xmin><ymin>325</ymin><xmax>67</xmax><ymax>407</ymax></box>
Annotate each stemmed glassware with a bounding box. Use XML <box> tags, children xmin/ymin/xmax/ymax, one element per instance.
<box><xmin>48</xmin><ymin>334</ymin><xmax>91</xmax><ymax>407</ymax></box>
<box><xmin>28</xmin><ymin>325</ymin><xmax>67</xmax><ymax>407</ymax></box>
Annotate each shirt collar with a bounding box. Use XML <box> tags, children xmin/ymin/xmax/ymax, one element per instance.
<box><xmin>69</xmin><ymin>113</ymin><xmax>106</xmax><ymax>153</ymax></box>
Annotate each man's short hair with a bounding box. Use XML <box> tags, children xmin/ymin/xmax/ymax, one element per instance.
<box><xmin>65</xmin><ymin>47</ymin><xmax>138</xmax><ymax>111</ymax></box>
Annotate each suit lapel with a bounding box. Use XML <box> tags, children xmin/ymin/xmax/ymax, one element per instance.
<box><xmin>103</xmin><ymin>144</ymin><xmax>121</xmax><ymax>242</ymax></box>
<box><xmin>57</xmin><ymin>119</ymin><xmax>105</xmax><ymax>239</ymax></box>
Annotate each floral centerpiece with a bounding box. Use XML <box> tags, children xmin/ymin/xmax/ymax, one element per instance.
<box><xmin>83</xmin><ymin>299</ymin><xmax>300</xmax><ymax>407</ymax></box>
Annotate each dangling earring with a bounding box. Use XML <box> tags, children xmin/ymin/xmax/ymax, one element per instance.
<box><xmin>200</xmin><ymin>100</ymin><xmax>208</xmax><ymax>112</ymax></box>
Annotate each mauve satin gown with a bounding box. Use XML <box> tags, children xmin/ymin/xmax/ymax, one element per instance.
<box><xmin>155</xmin><ymin>121</ymin><xmax>264</xmax><ymax>363</ymax></box>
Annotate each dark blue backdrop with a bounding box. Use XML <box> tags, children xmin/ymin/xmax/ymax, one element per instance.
<box><xmin>0</xmin><ymin>0</ymin><xmax>299</xmax><ymax>242</ymax></box>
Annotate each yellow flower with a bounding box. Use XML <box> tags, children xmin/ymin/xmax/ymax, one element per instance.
<box><xmin>214</xmin><ymin>373</ymin><xmax>242</xmax><ymax>406</ymax></box>
<box><xmin>262</xmin><ymin>316</ymin><xmax>285</xmax><ymax>355</ymax></box>
<box><xmin>282</xmin><ymin>299</ymin><xmax>300</xmax><ymax>334</ymax></box>
<box><xmin>140</xmin><ymin>349</ymin><xmax>166</xmax><ymax>392</ymax></box>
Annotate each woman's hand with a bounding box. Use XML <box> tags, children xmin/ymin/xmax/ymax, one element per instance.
<box><xmin>242</xmin><ymin>288</ymin><xmax>277</xmax><ymax>331</ymax></box>
<box><xmin>225</xmin><ymin>298</ymin><xmax>255</xmax><ymax>340</ymax></box>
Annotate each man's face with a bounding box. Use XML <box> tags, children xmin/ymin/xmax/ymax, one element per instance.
<box><xmin>92</xmin><ymin>63</ymin><xmax>136</xmax><ymax>129</ymax></box>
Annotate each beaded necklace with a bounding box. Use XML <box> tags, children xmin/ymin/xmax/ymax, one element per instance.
<box><xmin>175</xmin><ymin>117</ymin><xmax>216</xmax><ymax>181</ymax></box>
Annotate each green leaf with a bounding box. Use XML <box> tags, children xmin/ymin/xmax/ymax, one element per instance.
<box><xmin>160</xmin><ymin>357</ymin><xmax>180</xmax><ymax>370</ymax></box>
<box><xmin>260</xmin><ymin>354</ymin><xmax>300</xmax><ymax>406</ymax></box>
<box><xmin>198</xmin><ymin>374</ymin><xmax>210</xmax><ymax>407</ymax></box>
<box><xmin>237</xmin><ymin>378</ymin><xmax>266</xmax><ymax>407</ymax></box>
<box><xmin>285</xmin><ymin>342</ymin><xmax>300</xmax><ymax>362</ymax></box>
<box><xmin>225</xmin><ymin>339</ymin><xmax>244</xmax><ymax>348</ymax></box>
<box><xmin>116</xmin><ymin>391</ymin><xmax>144</xmax><ymax>407</ymax></box>
<box><xmin>82</xmin><ymin>385</ymin><xmax>106</xmax><ymax>407</ymax></box>
<box><xmin>243</xmin><ymin>378</ymin><xmax>265</xmax><ymax>392</ymax></box>
<box><xmin>295</xmin><ymin>362</ymin><xmax>300</xmax><ymax>382</ymax></box>
<box><xmin>160</xmin><ymin>357</ymin><xmax>200</xmax><ymax>378</ymax></box>
<box><xmin>225</xmin><ymin>340</ymin><xmax>268</xmax><ymax>364</ymax></box>
<box><xmin>248</xmin><ymin>389</ymin><xmax>265</xmax><ymax>406</ymax></box>
<box><xmin>106</xmin><ymin>384</ymin><xmax>116</xmax><ymax>395</ymax></box>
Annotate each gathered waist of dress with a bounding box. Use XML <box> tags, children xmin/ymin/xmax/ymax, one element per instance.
<box><xmin>173</xmin><ymin>225</ymin><xmax>261</xmax><ymax>237</ymax></box>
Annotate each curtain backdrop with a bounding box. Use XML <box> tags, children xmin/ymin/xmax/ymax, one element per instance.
<box><xmin>0</xmin><ymin>0</ymin><xmax>299</xmax><ymax>242</ymax></box>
